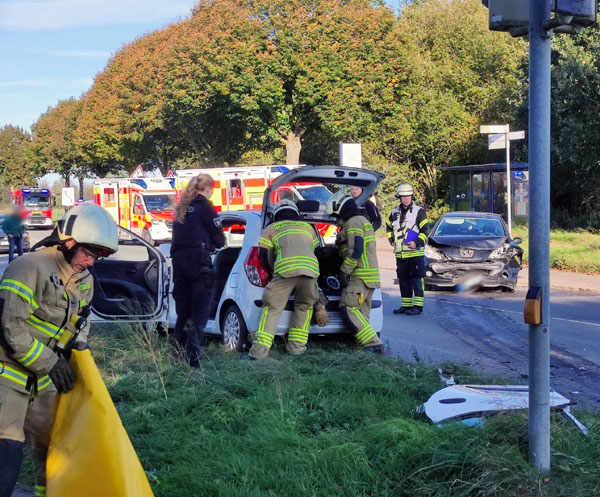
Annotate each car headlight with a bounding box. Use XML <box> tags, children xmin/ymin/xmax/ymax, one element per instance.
<box><xmin>424</xmin><ymin>245</ymin><xmax>447</xmax><ymax>261</ymax></box>
<box><xmin>151</xmin><ymin>220</ymin><xmax>161</xmax><ymax>225</ymax></box>
<box><xmin>489</xmin><ymin>243</ymin><xmax>515</xmax><ymax>260</ymax></box>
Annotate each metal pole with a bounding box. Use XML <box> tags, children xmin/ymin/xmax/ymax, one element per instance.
<box><xmin>528</xmin><ymin>0</ymin><xmax>552</xmax><ymax>474</ymax></box>
<box><xmin>505</xmin><ymin>126</ymin><xmax>512</xmax><ymax>235</ymax></box>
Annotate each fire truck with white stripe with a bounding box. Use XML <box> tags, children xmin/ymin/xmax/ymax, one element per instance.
<box><xmin>92</xmin><ymin>177</ymin><xmax>175</xmax><ymax>245</ymax></box>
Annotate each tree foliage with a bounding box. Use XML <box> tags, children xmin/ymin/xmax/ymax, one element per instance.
<box><xmin>0</xmin><ymin>125</ymin><xmax>37</xmax><ymax>187</ymax></box>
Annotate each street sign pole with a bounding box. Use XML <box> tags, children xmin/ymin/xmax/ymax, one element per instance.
<box><xmin>505</xmin><ymin>125</ymin><xmax>512</xmax><ymax>235</ymax></box>
<box><xmin>529</xmin><ymin>0</ymin><xmax>552</xmax><ymax>474</ymax></box>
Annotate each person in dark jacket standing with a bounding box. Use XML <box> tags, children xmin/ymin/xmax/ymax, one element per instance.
<box><xmin>2</xmin><ymin>206</ymin><xmax>26</xmax><ymax>263</ymax></box>
<box><xmin>350</xmin><ymin>186</ymin><xmax>382</xmax><ymax>232</ymax></box>
<box><xmin>170</xmin><ymin>173</ymin><xmax>225</xmax><ymax>367</ymax></box>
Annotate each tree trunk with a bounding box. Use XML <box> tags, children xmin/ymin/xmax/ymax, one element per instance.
<box><xmin>64</xmin><ymin>174</ymin><xmax>71</xmax><ymax>187</ymax></box>
<box><xmin>76</xmin><ymin>174</ymin><xmax>86</xmax><ymax>199</ymax></box>
<box><xmin>285</xmin><ymin>132</ymin><xmax>302</xmax><ymax>165</ymax></box>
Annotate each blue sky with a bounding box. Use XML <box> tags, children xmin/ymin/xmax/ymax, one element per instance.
<box><xmin>0</xmin><ymin>0</ymin><xmax>400</xmax><ymax>134</ymax></box>
<box><xmin>0</xmin><ymin>0</ymin><xmax>198</xmax><ymax>132</ymax></box>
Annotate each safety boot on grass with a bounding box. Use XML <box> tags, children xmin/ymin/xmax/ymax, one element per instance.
<box><xmin>362</xmin><ymin>336</ymin><xmax>384</xmax><ymax>355</ymax></box>
<box><xmin>286</xmin><ymin>340</ymin><xmax>307</xmax><ymax>356</ymax></box>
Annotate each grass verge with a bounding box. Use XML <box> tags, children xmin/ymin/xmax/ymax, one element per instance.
<box><xmin>20</xmin><ymin>324</ymin><xmax>600</xmax><ymax>496</ymax></box>
<box><xmin>512</xmin><ymin>226</ymin><xmax>600</xmax><ymax>274</ymax></box>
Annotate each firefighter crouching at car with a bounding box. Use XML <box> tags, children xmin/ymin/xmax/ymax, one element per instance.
<box><xmin>170</xmin><ymin>173</ymin><xmax>225</xmax><ymax>368</ymax></box>
<box><xmin>328</xmin><ymin>192</ymin><xmax>384</xmax><ymax>354</ymax></box>
<box><xmin>248</xmin><ymin>200</ymin><xmax>320</xmax><ymax>360</ymax></box>
<box><xmin>0</xmin><ymin>203</ymin><xmax>118</xmax><ymax>497</ymax></box>
<box><xmin>386</xmin><ymin>183</ymin><xmax>430</xmax><ymax>315</ymax></box>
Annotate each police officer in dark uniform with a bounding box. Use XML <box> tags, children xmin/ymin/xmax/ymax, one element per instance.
<box><xmin>170</xmin><ymin>173</ymin><xmax>225</xmax><ymax>367</ymax></box>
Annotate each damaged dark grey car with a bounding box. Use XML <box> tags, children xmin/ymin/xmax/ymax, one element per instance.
<box><xmin>424</xmin><ymin>212</ymin><xmax>523</xmax><ymax>291</ymax></box>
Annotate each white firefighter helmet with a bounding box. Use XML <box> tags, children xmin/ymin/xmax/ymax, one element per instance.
<box><xmin>57</xmin><ymin>203</ymin><xmax>119</xmax><ymax>256</ymax></box>
<box><xmin>326</xmin><ymin>191</ymin><xmax>353</xmax><ymax>217</ymax></box>
<box><xmin>272</xmin><ymin>199</ymin><xmax>300</xmax><ymax>218</ymax></box>
<box><xmin>395</xmin><ymin>183</ymin><xmax>414</xmax><ymax>198</ymax></box>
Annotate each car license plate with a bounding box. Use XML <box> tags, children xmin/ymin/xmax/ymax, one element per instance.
<box><xmin>0</xmin><ymin>241</ymin><xmax>8</xmax><ymax>246</ymax></box>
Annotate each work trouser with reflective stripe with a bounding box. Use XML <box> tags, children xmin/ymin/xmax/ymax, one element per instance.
<box><xmin>249</xmin><ymin>275</ymin><xmax>318</xmax><ymax>359</ymax></box>
<box><xmin>339</xmin><ymin>277</ymin><xmax>382</xmax><ymax>348</ymax></box>
<box><xmin>396</xmin><ymin>256</ymin><xmax>425</xmax><ymax>309</ymax></box>
<box><xmin>0</xmin><ymin>384</ymin><xmax>56</xmax><ymax>494</ymax></box>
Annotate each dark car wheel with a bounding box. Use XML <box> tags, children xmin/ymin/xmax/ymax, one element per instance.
<box><xmin>221</xmin><ymin>304</ymin><xmax>250</xmax><ymax>353</ymax></box>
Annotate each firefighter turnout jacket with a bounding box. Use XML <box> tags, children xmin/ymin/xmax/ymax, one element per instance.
<box><xmin>338</xmin><ymin>215</ymin><xmax>380</xmax><ymax>288</ymax></box>
<box><xmin>258</xmin><ymin>221</ymin><xmax>320</xmax><ymax>278</ymax></box>
<box><xmin>386</xmin><ymin>203</ymin><xmax>429</xmax><ymax>259</ymax></box>
<box><xmin>0</xmin><ymin>246</ymin><xmax>93</xmax><ymax>394</ymax></box>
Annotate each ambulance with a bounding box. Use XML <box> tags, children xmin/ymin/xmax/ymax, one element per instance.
<box><xmin>174</xmin><ymin>165</ymin><xmax>293</xmax><ymax>212</ymax></box>
<box><xmin>92</xmin><ymin>177</ymin><xmax>175</xmax><ymax>245</ymax></box>
<box><xmin>175</xmin><ymin>165</ymin><xmax>339</xmax><ymax>243</ymax></box>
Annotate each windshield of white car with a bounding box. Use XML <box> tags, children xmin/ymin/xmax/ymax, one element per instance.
<box><xmin>434</xmin><ymin>217</ymin><xmax>505</xmax><ymax>237</ymax></box>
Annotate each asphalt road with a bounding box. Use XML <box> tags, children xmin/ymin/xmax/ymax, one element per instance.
<box><xmin>5</xmin><ymin>230</ymin><xmax>600</xmax><ymax>413</ymax></box>
<box><xmin>379</xmin><ymin>267</ymin><xmax>600</xmax><ymax>411</ymax></box>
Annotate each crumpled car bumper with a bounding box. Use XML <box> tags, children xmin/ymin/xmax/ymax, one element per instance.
<box><xmin>425</xmin><ymin>261</ymin><xmax>520</xmax><ymax>289</ymax></box>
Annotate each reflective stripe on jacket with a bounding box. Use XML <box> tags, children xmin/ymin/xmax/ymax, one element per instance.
<box><xmin>386</xmin><ymin>204</ymin><xmax>429</xmax><ymax>259</ymax></box>
<box><xmin>259</xmin><ymin>221</ymin><xmax>319</xmax><ymax>278</ymax></box>
<box><xmin>0</xmin><ymin>246</ymin><xmax>93</xmax><ymax>394</ymax></box>
<box><xmin>339</xmin><ymin>215</ymin><xmax>380</xmax><ymax>288</ymax></box>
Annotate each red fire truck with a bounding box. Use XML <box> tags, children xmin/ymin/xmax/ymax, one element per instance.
<box><xmin>11</xmin><ymin>188</ymin><xmax>55</xmax><ymax>229</ymax></box>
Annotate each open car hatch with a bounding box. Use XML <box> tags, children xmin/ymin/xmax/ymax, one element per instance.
<box><xmin>261</xmin><ymin>165</ymin><xmax>384</xmax><ymax>227</ymax></box>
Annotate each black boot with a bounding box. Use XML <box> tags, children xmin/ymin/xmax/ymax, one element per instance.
<box><xmin>393</xmin><ymin>307</ymin><xmax>408</xmax><ymax>315</ymax></box>
<box><xmin>0</xmin><ymin>438</ymin><xmax>24</xmax><ymax>497</ymax></box>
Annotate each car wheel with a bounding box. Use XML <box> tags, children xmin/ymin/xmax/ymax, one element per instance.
<box><xmin>221</xmin><ymin>304</ymin><xmax>250</xmax><ymax>353</ymax></box>
<box><xmin>142</xmin><ymin>229</ymin><xmax>155</xmax><ymax>246</ymax></box>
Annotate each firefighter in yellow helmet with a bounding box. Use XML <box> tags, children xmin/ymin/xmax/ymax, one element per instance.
<box><xmin>248</xmin><ymin>200</ymin><xmax>320</xmax><ymax>360</ymax></box>
<box><xmin>0</xmin><ymin>203</ymin><xmax>118</xmax><ymax>497</ymax></box>
<box><xmin>328</xmin><ymin>192</ymin><xmax>384</xmax><ymax>354</ymax></box>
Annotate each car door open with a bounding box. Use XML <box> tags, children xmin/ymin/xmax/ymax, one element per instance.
<box><xmin>90</xmin><ymin>226</ymin><xmax>169</xmax><ymax>322</ymax></box>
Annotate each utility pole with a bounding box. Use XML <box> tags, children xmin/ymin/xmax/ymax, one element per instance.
<box><xmin>482</xmin><ymin>0</ymin><xmax>596</xmax><ymax>474</ymax></box>
<box><xmin>528</xmin><ymin>0</ymin><xmax>551</xmax><ymax>473</ymax></box>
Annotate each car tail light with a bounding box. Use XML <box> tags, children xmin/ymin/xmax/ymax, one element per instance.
<box><xmin>244</xmin><ymin>247</ymin><xmax>270</xmax><ymax>287</ymax></box>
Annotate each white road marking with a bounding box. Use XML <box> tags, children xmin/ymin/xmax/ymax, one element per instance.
<box><xmin>433</xmin><ymin>299</ymin><xmax>600</xmax><ymax>328</ymax></box>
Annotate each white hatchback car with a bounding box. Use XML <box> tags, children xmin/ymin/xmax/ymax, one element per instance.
<box><xmin>90</xmin><ymin>165</ymin><xmax>385</xmax><ymax>351</ymax></box>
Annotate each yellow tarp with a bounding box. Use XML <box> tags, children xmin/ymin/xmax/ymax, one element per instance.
<box><xmin>46</xmin><ymin>349</ymin><xmax>155</xmax><ymax>497</ymax></box>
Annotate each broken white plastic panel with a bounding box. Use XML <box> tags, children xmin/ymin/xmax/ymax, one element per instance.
<box><xmin>423</xmin><ymin>384</ymin><xmax>588</xmax><ymax>434</ymax></box>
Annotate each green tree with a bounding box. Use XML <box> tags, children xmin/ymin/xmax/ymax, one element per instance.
<box><xmin>0</xmin><ymin>125</ymin><xmax>38</xmax><ymax>188</ymax></box>
<box><xmin>76</xmin><ymin>24</ymin><xmax>189</xmax><ymax>175</ymax></box>
<box><xmin>30</xmin><ymin>98</ymin><xmax>104</xmax><ymax>189</ymax></box>
<box><xmin>395</xmin><ymin>0</ymin><xmax>526</xmax><ymax>204</ymax></box>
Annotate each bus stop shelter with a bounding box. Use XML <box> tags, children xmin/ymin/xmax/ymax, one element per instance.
<box><xmin>442</xmin><ymin>162</ymin><xmax>529</xmax><ymax>225</ymax></box>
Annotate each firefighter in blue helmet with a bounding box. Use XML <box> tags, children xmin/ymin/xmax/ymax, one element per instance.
<box><xmin>0</xmin><ymin>203</ymin><xmax>119</xmax><ymax>497</ymax></box>
<box><xmin>328</xmin><ymin>192</ymin><xmax>383</xmax><ymax>354</ymax></box>
<box><xmin>386</xmin><ymin>183</ymin><xmax>430</xmax><ymax>315</ymax></box>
